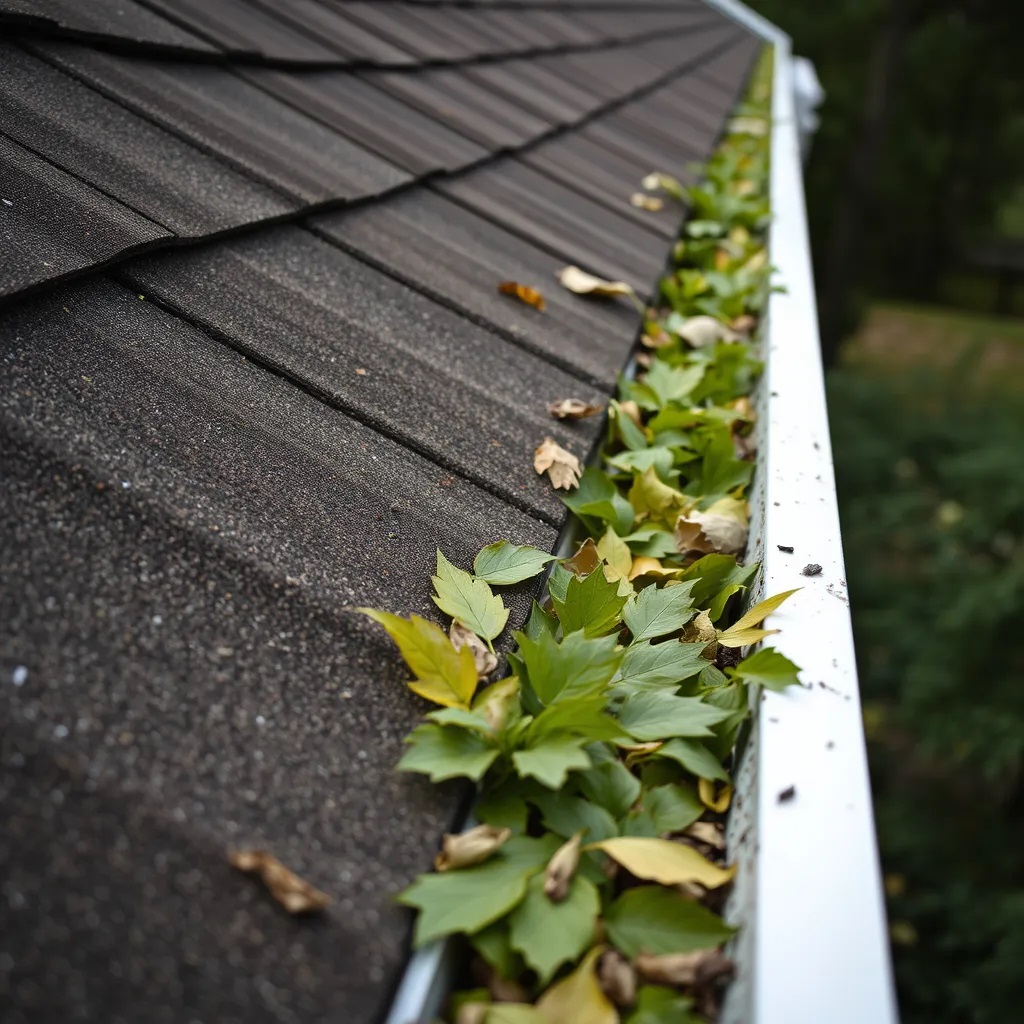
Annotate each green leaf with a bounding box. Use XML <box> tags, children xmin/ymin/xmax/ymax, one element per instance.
<box><xmin>474</xmin><ymin>541</ymin><xmax>556</xmax><ymax>585</ymax></box>
<box><xmin>508</xmin><ymin>874</ymin><xmax>601</xmax><ymax>984</ymax></box>
<box><xmin>605</xmin><ymin>886</ymin><xmax>736</xmax><ymax>957</ymax></box>
<box><xmin>577</xmin><ymin>744</ymin><xmax>642</xmax><ymax>818</ymax></box>
<box><xmin>515</xmin><ymin>629</ymin><xmax>623</xmax><ymax>707</ymax></box>
<box><xmin>426</xmin><ymin>706</ymin><xmax>494</xmax><ymax>734</ymax></box>
<box><xmin>476</xmin><ymin>780</ymin><xmax>534</xmax><ymax>833</ymax></box>
<box><xmin>432</xmin><ymin>549</ymin><xmax>509</xmax><ymax>649</ymax></box>
<box><xmin>628</xmin><ymin>467</ymin><xmax>687</xmax><ymax>525</ymax></box>
<box><xmin>356</xmin><ymin>608</ymin><xmax>479</xmax><ymax>708</ymax></box>
<box><xmin>523</xmin><ymin>599</ymin><xmax>558</xmax><ymax>641</ymax></box>
<box><xmin>551</xmin><ymin>567</ymin><xmax>629</xmax><ymax>638</ymax></box>
<box><xmin>729</xmin><ymin>647</ymin><xmax>801</xmax><ymax>691</ymax></box>
<box><xmin>609</xmin><ymin>400</ymin><xmax>649</xmax><ymax>451</ymax></box>
<box><xmin>512</xmin><ymin>733</ymin><xmax>592</xmax><ymax>789</ymax></box>
<box><xmin>617</xmin><ymin>691</ymin><xmax>732</xmax><ymax>741</ymax></box>
<box><xmin>530</xmin><ymin>791</ymin><xmax>618</xmax><ymax>843</ymax></box>
<box><xmin>470</xmin><ymin>922</ymin><xmax>521</xmax><ymax>979</ymax></box>
<box><xmin>615</xmin><ymin>640</ymin><xmax>709</xmax><ymax>691</ymax></box>
<box><xmin>622</xmin><ymin>527</ymin><xmax>681</xmax><ymax>559</ymax></box>
<box><xmin>644</xmin><ymin>783</ymin><xmax>705</xmax><ymax>833</ymax></box>
<box><xmin>399</xmin><ymin>835</ymin><xmax>559</xmax><ymax>945</ymax></box>
<box><xmin>529</xmin><ymin>693</ymin><xmax>626</xmax><ymax>744</ymax></box>
<box><xmin>626</xmin><ymin>986</ymin><xmax>699</xmax><ymax>1024</ymax></box>
<box><xmin>690</xmin><ymin>422</ymin><xmax>753</xmax><ymax>500</ymax></box>
<box><xmin>397</xmin><ymin>722</ymin><xmax>499</xmax><ymax>782</ymax></box>
<box><xmin>656</xmin><ymin>738</ymin><xmax>730</xmax><ymax>782</ymax></box>
<box><xmin>676</xmin><ymin>554</ymin><xmax>758</xmax><ymax>620</ymax></box>
<box><xmin>644</xmin><ymin>360</ymin><xmax>706</xmax><ymax>407</ymax></box>
<box><xmin>561</xmin><ymin>467</ymin><xmax>635</xmax><ymax>536</ymax></box>
<box><xmin>622</xmin><ymin>581</ymin><xmax>698</xmax><ymax>642</ymax></box>
<box><xmin>606</xmin><ymin>446</ymin><xmax>676</xmax><ymax>477</ymax></box>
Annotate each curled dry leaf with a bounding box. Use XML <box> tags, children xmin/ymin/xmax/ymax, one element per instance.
<box><xmin>548</xmin><ymin>398</ymin><xmax>604</xmax><ymax>421</ymax></box>
<box><xmin>684</xmin><ymin>820</ymin><xmax>726</xmax><ymax>850</ymax></box>
<box><xmin>684</xmin><ymin>609</ymin><xmax>718</xmax><ymax>661</ymax></box>
<box><xmin>543</xmin><ymin>831</ymin><xmax>583</xmax><ymax>903</ymax></box>
<box><xmin>675</xmin><ymin>498</ymin><xmax>749</xmax><ymax>556</ymax></box>
<box><xmin>534</xmin><ymin>437</ymin><xmax>582</xmax><ymax>490</ymax></box>
<box><xmin>628</xmin><ymin>556</ymin><xmax>665</xmax><ymax>582</ymax></box>
<box><xmin>455</xmin><ymin>1004</ymin><xmax>489</xmax><ymax>1024</ymax></box>
<box><xmin>435</xmin><ymin>824</ymin><xmax>512</xmax><ymax>872</ymax></box>
<box><xmin>630</xmin><ymin>192</ymin><xmax>664</xmax><ymax>212</ymax></box>
<box><xmin>697</xmin><ymin>779</ymin><xmax>732</xmax><ymax>814</ymax></box>
<box><xmin>498</xmin><ymin>281</ymin><xmax>545</xmax><ymax>311</ymax></box>
<box><xmin>730</xmin><ymin>313</ymin><xmax>758</xmax><ymax>335</ymax></box>
<box><xmin>618</xmin><ymin>400</ymin><xmax>643</xmax><ymax>429</ymax></box>
<box><xmin>450</xmin><ymin>620</ymin><xmax>498</xmax><ymax>680</ymax></box>
<box><xmin>641</xmin><ymin>326</ymin><xmax>672</xmax><ymax>349</ymax></box>
<box><xmin>674</xmin><ymin>315</ymin><xmax>740</xmax><ymax>348</ymax></box>
<box><xmin>228</xmin><ymin>850</ymin><xmax>330</xmax><ymax>914</ymax></box>
<box><xmin>635</xmin><ymin>948</ymin><xmax>735</xmax><ymax>987</ymax></box>
<box><xmin>557</xmin><ymin>265</ymin><xmax>636</xmax><ymax>302</ymax></box>
<box><xmin>598</xmin><ymin>949</ymin><xmax>637</xmax><ymax>1008</ymax></box>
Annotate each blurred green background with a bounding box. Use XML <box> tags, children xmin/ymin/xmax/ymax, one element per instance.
<box><xmin>746</xmin><ymin>2</ymin><xmax>1024</xmax><ymax>1020</ymax></box>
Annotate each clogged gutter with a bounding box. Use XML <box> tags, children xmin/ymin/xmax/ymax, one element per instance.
<box><xmin>360</xmin><ymin>49</ymin><xmax>792</xmax><ymax>1024</ymax></box>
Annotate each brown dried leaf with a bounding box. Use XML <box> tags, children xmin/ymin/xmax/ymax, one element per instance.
<box><xmin>436</xmin><ymin>824</ymin><xmax>512</xmax><ymax>871</ymax></box>
<box><xmin>228</xmin><ymin>850</ymin><xmax>330</xmax><ymax>914</ymax></box>
<box><xmin>450</xmin><ymin>620</ymin><xmax>498</xmax><ymax>680</ymax></box>
<box><xmin>548</xmin><ymin>398</ymin><xmax>604</xmax><ymax>421</ymax></box>
<box><xmin>598</xmin><ymin>949</ymin><xmax>637</xmax><ymax>1008</ymax></box>
<box><xmin>498</xmin><ymin>281</ymin><xmax>545</xmax><ymax>311</ymax></box>
<box><xmin>730</xmin><ymin>314</ymin><xmax>757</xmax><ymax>336</ymax></box>
<box><xmin>534</xmin><ymin>437</ymin><xmax>582</xmax><ymax>490</ymax></box>
<box><xmin>675</xmin><ymin>315</ymin><xmax>740</xmax><ymax>348</ymax></box>
<box><xmin>675</xmin><ymin>498</ymin><xmax>749</xmax><ymax>556</ymax></box>
<box><xmin>630</xmin><ymin>192</ymin><xmax>664</xmax><ymax>212</ymax></box>
<box><xmin>635</xmin><ymin>948</ymin><xmax>733</xmax><ymax>987</ymax></box>
<box><xmin>683</xmin><ymin>609</ymin><xmax>718</xmax><ymax>662</ymax></box>
<box><xmin>557</xmin><ymin>265</ymin><xmax>636</xmax><ymax>302</ymax></box>
<box><xmin>564</xmin><ymin>537</ymin><xmax>601</xmax><ymax>578</ymax></box>
<box><xmin>684</xmin><ymin>820</ymin><xmax>726</xmax><ymax>850</ymax></box>
<box><xmin>544</xmin><ymin>831</ymin><xmax>583</xmax><ymax>903</ymax></box>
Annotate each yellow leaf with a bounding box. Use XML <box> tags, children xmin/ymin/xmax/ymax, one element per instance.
<box><xmin>356</xmin><ymin>608</ymin><xmax>478</xmax><ymax>708</ymax></box>
<box><xmin>597</xmin><ymin>527</ymin><xmax>632</xmax><ymax>581</ymax></box>
<box><xmin>718</xmin><ymin>589</ymin><xmax>799</xmax><ymax>648</ymax></box>
<box><xmin>498</xmin><ymin>280</ymin><xmax>545</xmax><ymax>311</ymax></box>
<box><xmin>585</xmin><ymin>837</ymin><xmax>735</xmax><ymax>889</ymax></box>
<box><xmin>229</xmin><ymin>850</ymin><xmax>330</xmax><ymax>914</ymax></box>
<box><xmin>548</xmin><ymin>398</ymin><xmax>603</xmax><ymax>420</ymax></box>
<box><xmin>557</xmin><ymin>265</ymin><xmax>637</xmax><ymax>303</ymax></box>
<box><xmin>628</xmin><ymin>556</ymin><xmax>664</xmax><ymax>581</ymax></box>
<box><xmin>698</xmin><ymin>779</ymin><xmax>732</xmax><ymax>812</ymax></box>
<box><xmin>629</xmin><ymin>467</ymin><xmax>686</xmax><ymax>526</ymax></box>
<box><xmin>536</xmin><ymin>947</ymin><xmax>618</xmax><ymax>1024</ymax></box>
<box><xmin>534</xmin><ymin>437</ymin><xmax>582</xmax><ymax>490</ymax></box>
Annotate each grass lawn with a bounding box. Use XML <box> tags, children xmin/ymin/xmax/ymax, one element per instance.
<box><xmin>839</xmin><ymin>302</ymin><xmax>1024</xmax><ymax>397</ymax></box>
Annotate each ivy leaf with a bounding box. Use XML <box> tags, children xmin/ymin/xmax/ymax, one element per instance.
<box><xmin>577</xmin><ymin>744</ymin><xmax>642</xmax><ymax>818</ymax></box>
<box><xmin>622</xmin><ymin>581</ymin><xmax>698</xmax><ymax>642</ymax></box>
<box><xmin>508</xmin><ymin>873</ymin><xmax>601</xmax><ymax>984</ymax></box>
<box><xmin>432</xmin><ymin>550</ymin><xmax>510</xmax><ymax>650</ymax></box>
<box><xmin>605</xmin><ymin>886</ymin><xmax>736</xmax><ymax>957</ymax></box>
<box><xmin>656</xmin><ymin>738</ymin><xmax>730</xmax><ymax>783</ymax></box>
<box><xmin>397</xmin><ymin>723</ymin><xmax>499</xmax><ymax>782</ymax></box>
<box><xmin>644</xmin><ymin>783</ymin><xmax>705</xmax><ymax>833</ymax></box>
<box><xmin>562</xmin><ymin>467</ymin><xmax>635</xmax><ymax>536</ymax></box>
<box><xmin>587</xmin><ymin>837</ymin><xmax>734</xmax><ymax>888</ymax></box>
<box><xmin>717</xmin><ymin>588</ymin><xmax>799</xmax><ymax>648</ymax></box>
<box><xmin>513</xmin><ymin>733</ymin><xmax>592</xmax><ymax>789</ymax></box>
<box><xmin>530</xmin><ymin>791</ymin><xmax>618</xmax><ymax>843</ymax></box>
<box><xmin>728</xmin><ymin>647</ymin><xmax>801</xmax><ymax>691</ymax></box>
<box><xmin>474</xmin><ymin>541</ymin><xmax>556</xmax><ymax>585</ymax></box>
<box><xmin>515</xmin><ymin>629</ymin><xmax>623</xmax><ymax>707</ymax></box>
<box><xmin>626</xmin><ymin>986</ymin><xmax>700</xmax><ymax>1024</ymax></box>
<box><xmin>356</xmin><ymin>608</ymin><xmax>478</xmax><ymax>708</ymax></box>
<box><xmin>535</xmin><ymin>946</ymin><xmax>618</xmax><ymax>1024</ymax></box>
<box><xmin>398</xmin><ymin>835</ymin><xmax>559</xmax><ymax>945</ymax></box>
<box><xmin>614</xmin><ymin>640</ymin><xmax>708</xmax><ymax>691</ymax></box>
<box><xmin>552</xmin><ymin>566</ymin><xmax>629</xmax><ymax>638</ymax></box>
<box><xmin>617</xmin><ymin>691</ymin><xmax>732</xmax><ymax>741</ymax></box>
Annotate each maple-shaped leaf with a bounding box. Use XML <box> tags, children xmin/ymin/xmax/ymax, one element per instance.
<box><xmin>473</xmin><ymin>540</ymin><xmax>555</xmax><ymax>585</ymax></box>
<box><xmin>432</xmin><ymin>550</ymin><xmax>509</xmax><ymax>652</ymax></box>
<box><xmin>356</xmin><ymin>607</ymin><xmax>478</xmax><ymax>708</ymax></box>
<box><xmin>534</xmin><ymin>436</ymin><xmax>582</xmax><ymax>490</ymax></box>
<box><xmin>498</xmin><ymin>280</ymin><xmax>545</xmax><ymax>311</ymax></box>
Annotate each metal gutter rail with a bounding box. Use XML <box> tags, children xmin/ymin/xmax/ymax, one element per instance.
<box><xmin>388</xmin><ymin>5</ymin><xmax>899</xmax><ymax>1023</ymax></box>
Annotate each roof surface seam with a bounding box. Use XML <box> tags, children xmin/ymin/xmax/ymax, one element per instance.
<box><xmin>4</xmin><ymin>27</ymin><xmax>736</xmax><ymax>308</ymax></box>
<box><xmin>5</xmin><ymin>8</ymin><xmax>719</xmax><ymax>71</ymax></box>
<box><xmin>108</xmin><ymin>271</ymin><xmax>571</xmax><ymax>530</ymax></box>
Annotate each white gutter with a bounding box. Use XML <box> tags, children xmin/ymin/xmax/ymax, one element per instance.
<box><xmin>702</xmin><ymin>8</ymin><xmax>900</xmax><ymax>1024</ymax></box>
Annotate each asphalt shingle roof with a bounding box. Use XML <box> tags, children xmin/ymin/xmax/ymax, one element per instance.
<box><xmin>0</xmin><ymin>3</ymin><xmax>758</xmax><ymax>1021</ymax></box>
